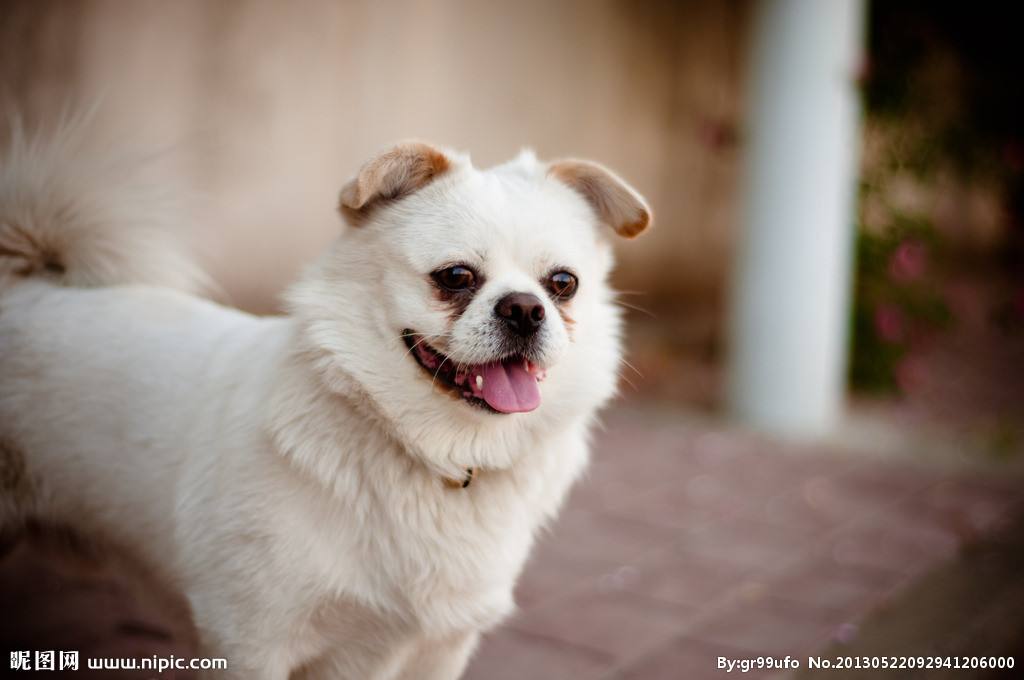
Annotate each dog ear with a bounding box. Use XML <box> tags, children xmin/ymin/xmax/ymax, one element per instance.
<box><xmin>548</xmin><ymin>160</ymin><xmax>651</xmax><ymax>238</ymax></box>
<box><xmin>339</xmin><ymin>142</ymin><xmax>453</xmax><ymax>225</ymax></box>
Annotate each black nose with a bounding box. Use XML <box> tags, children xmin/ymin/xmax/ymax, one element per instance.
<box><xmin>495</xmin><ymin>292</ymin><xmax>546</xmax><ymax>337</ymax></box>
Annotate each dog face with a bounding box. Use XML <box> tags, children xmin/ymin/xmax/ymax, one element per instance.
<box><xmin>292</xmin><ymin>143</ymin><xmax>649</xmax><ymax>476</ymax></box>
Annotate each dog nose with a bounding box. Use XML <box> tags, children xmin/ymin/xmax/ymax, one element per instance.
<box><xmin>495</xmin><ymin>292</ymin><xmax>545</xmax><ymax>337</ymax></box>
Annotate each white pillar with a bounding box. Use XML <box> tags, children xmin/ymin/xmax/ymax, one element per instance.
<box><xmin>727</xmin><ymin>0</ymin><xmax>866</xmax><ymax>436</ymax></box>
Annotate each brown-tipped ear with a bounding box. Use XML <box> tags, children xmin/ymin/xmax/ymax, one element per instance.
<box><xmin>548</xmin><ymin>160</ymin><xmax>651</xmax><ymax>238</ymax></box>
<box><xmin>339</xmin><ymin>142</ymin><xmax>452</xmax><ymax>225</ymax></box>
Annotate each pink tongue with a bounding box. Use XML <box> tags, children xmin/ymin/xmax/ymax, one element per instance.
<box><xmin>479</xmin><ymin>359</ymin><xmax>541</xmax><ymax>413</ymax></box>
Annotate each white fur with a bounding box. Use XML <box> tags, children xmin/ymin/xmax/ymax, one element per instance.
<box><xmin>0</xmin><ymin>115</ymin><xmax>208</xmax><ymax>292</ymax></box>
<box><xmin>0</xmin><ymin>131</ymin><xmax>647</xmax><ymax>679</ymax></box>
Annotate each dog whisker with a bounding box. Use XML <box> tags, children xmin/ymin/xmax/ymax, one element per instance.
<box><xmin>400</xmin><ymin>332</ymin><xmax>451</xmax><ymax>361</ymax></box>
<box><xmin>618</xmin><ymin>357</ymin><xmax>644</xmax><ymax>379</ymax></box>
<box><xmin>612</xmin><ymin>299</ymin><xmax>656</xmax><ymax>318</ymax></box>
<box><xmin>430</xmin><ymin>355</ymin><xmax>453</xmax><ymax>392</ymax></box>
<box><xmin>617</xmin><ymin>370</ymin><xmax>639</xmax><ymax>392</ymax></box>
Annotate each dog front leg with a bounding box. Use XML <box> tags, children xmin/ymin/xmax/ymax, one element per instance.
<box><xmin>187</xmin><ymin>594</ymin><xmax>295</xmax><ymax>680</ymax></box>
<box><xmin>391</xmin><ymin>631</ymin><xmax>480</xmax><ymax>680</ymax></box>
<box><xmin>190</xmin><ymin>633</ymin><xmax>293</xmax><ymax>680</ymax></box>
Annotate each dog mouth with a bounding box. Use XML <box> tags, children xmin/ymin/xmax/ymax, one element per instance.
<box><xmin>403</xmin><ymin>330</ymin><xmax>547</xmax><ymax>414</ymax></box>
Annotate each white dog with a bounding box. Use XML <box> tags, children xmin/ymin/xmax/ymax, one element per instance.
<box><xmin>0</xmin><ymin>123</ymin><xmax>649</xmax><ymax>679</ymax></box>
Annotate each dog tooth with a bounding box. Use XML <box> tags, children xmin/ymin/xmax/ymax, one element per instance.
<box><xmin>475</xmin><ymin>375</ymin><xmax>484</xmax><ymax>389</ymax></box>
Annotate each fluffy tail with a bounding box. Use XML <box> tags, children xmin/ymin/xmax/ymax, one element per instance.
<box><xmin>0</xmin><ymin>114</ymin><xmax>209</xmax><ymax>293</ymax></box>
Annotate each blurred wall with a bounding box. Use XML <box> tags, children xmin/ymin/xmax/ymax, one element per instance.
<box><xmin>1</xmin><ymin>0</ymin><xmax>749</xmax><ymax>312</ymax></box>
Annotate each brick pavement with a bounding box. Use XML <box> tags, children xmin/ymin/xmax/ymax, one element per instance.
<box><xmin>463</xmin><ymin>407</ymin><xmax>1024</xmax><ymax>680</ymax></box>
<box><xmin>2</xmin><ymin>406</ymin><xmax>1020</xmax><ymax>679</ymax></box>
<box><xmin>791</xmin><ymin>510</ymin><xmax>1024</xmax><ymax>680</ymax></box>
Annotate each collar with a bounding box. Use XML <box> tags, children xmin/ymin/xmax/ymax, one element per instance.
<box><xmin>442</xmin><ymin>467</ymin><xmax>476</xmax><ymax>489</ymax></box>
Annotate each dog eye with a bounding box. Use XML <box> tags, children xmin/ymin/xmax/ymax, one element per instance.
<box><xmin>546</xmin><ymin>271</ymin><xmax>578</xmax><ymax>300</ymax></box>
<box><xmin>432</xmin><ymin>265</ymin><xmax>476</xmax><ymax>291</ymax></box>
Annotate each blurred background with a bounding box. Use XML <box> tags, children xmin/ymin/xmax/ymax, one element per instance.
<box><xmin>2</xmin><ymin>0</ymin><xmax>1023</xmax><ymax>678</ymax></box>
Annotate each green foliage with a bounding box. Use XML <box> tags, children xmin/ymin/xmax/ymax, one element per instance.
<box><xmin>847</xmin><ymin>1</ymin><xmax>1024</xmax><ymax>394</ymax></box>
<box><xmin>848</xmin><ymin>215</ymin><xmax>951</xmax><ymax>394</ymax></box>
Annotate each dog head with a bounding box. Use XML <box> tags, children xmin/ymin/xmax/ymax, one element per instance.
<box><xmin>290</xmin><ymin>142</ymin><xmax>649</xmax><ymax>478</ymax></box>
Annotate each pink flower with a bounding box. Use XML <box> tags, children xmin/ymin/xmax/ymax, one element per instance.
<box><xmin>874</xmin><ymin>303</ymin><xmax>905</xmax><ymax>343</ymax></box>
<box><xmin>889</xmin><ymin>240</ymin><xmax>927</xmax><ymax>281</ymax></box>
